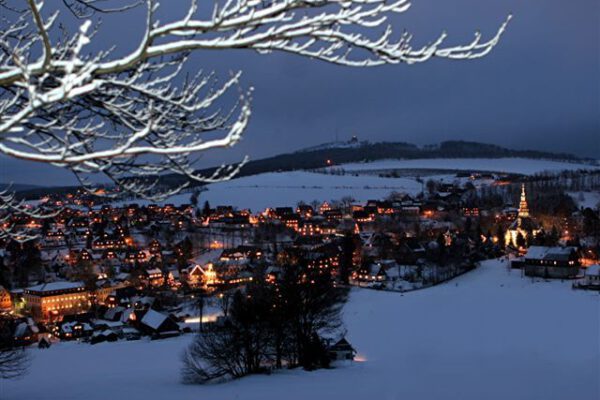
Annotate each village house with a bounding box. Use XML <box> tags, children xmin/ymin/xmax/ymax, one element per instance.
<box><xmin>184</xmin><ymin>264</ymin><xmax>206</xmax><ymax>287</ymax></box>
<box><xmin>280</xmin><ymin>213</ymin><xmax>301</xmax><ymax>231</ymax></box>
<box><xmin>296</xmin><ymin>204</ymin><xmax>314</xmax><ymax>218</ymax></box>
<box><xmin>219</xmin><ymin>246</ymin><xmax>263</xmax><ymax>262</ymax></box>
<box><xmin>94</xmin><ymin>280</ymin><xmax>130</xmax><ymax>305</ymax></box>
<box><xmin>144</xmin><ymin>268</ymin><xmax>164</xmax><ymax>287</ymax></box>
<box><xmin>328</xmin><ymin>337</ymin><xmax>356</xmax><ymax>361</ymax></box>
<box><xmin>352</xmin><ymin>261</ymin><xmax>392</xmax><ymax>284</ymax></box>
<box><xmin>58</xmin><ymin>321</ymin><xmax>94</xmax><ymax>340</ymax></box>
<box><xmin>133</xmin><ymin>308</ymin><xmax>180</xmax><ymax>339</ymax></box>
<box><xmin>299</xmin><ymin>219</ymin><xmax>322</xmax><ymax>236</ymax></box>
<box><xmin>13</xmin><ymin>318</ymin><xmax>39</xmax><ymax>346</ymax></box>
<box><xmin>44</xmin><ymin>230</ymin><xmax>66</xmax><ymax>247</ymax></box>
<box><xmin>92</xmin><ymin>236</ymin><xmax>127</xmax><ymax>252</ymax></box>
<box><xmin>0</xmin><ymin>285</ymin><xmax>12</xmax><ymax>310</ymax></box>
<box><xmin>24</xmin><ymin>281</ymin><xmax>90</xmax><ymax>322</ymax></box>
<box><xmin>580</xmin><ymin>265</ymin><xmax>600</xmax><ymax>289</ymax></box>
<box><xmin>90</xmin><ymin>329</ymin><xmax>119</xmax><ymax>344</ymax></box>
<box><xmin>515</xmin><ymin>246</ymin><xmax>580</xmax><ymax>279</ymax></box>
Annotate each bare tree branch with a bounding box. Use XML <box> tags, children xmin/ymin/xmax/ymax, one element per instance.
<box><xmin>0</xmin><ymin>0</ymin><xmax>511</xmax><ymax>204</ymax></box>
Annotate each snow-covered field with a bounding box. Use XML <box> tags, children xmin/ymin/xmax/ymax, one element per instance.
<box><xmin>118</xmin><ymin>171</ymin><xmax>424</xmax><ymax>211</ymax></box>
<box><xmin>200</xmin><ymin>171</ymin><xmax>424</xmax><ymax>210</ymax></box>
<box><xmin>108</xmin><ymin>158</ymin><xmax>600</xmax><ymax>211</ymax></box>
<box><xmin>3</xmin><ymin>259</ymin><xmax>598</xmax><ymax>400</ymax></box>
<box><xmin>336</xmin><ymin>158</ymin><xmax>598</xmax><ymax>175</ymax></box>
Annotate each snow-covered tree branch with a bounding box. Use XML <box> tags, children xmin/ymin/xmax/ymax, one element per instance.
<box><xmin>0</xmin><ymin>0</ymin><xmax>511</xmax><ymax>204</ymax></box>
<box><xmin>0</xmin><ymin>187</ymin><xmax>58</xmax><ymax>242</ymax></box>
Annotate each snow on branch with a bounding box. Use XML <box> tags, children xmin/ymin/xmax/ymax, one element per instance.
<box><xmin>0</xmin><ymin>187</ymin><xmax>59</xmax><ymax>242</ymax></box>
<box><xmin>0</xmin><ymin>0</ymin><xmax>511</xmax><ymax>203</ymax></box>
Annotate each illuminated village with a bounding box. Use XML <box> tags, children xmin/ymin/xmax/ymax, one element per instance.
<box><xmin>0</xmin><ymin>0</ymin><xmax>598</xmax><ymax>397</ymax></box>
<box><xmin>0</xmin><ymin>170</ymin><xmax>598</xmax><ymax>348</ymax></box>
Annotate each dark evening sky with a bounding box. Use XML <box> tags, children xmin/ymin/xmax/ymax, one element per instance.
<box><xmin>1</xmin><ymin>0</ymin><xmax>598</xmax><ymax>186</ymax></box>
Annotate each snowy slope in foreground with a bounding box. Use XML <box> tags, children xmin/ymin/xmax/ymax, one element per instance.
<box><xmin>2</xmin><ymin>259</ymin><xmax>598</xmax><ymax>400</ymax></box>
<box><xmin>337</xmin><ymin>158</ymin><xmax>598</xmax><ymax>175</ymax></box>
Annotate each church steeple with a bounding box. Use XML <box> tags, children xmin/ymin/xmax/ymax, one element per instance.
<box><xmin>518</xmin><ymin>184</ymin><xmax>530</xmax><ymax>218</ymax></box>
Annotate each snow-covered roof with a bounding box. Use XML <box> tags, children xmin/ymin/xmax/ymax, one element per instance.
<box><xmin>104</xmin><ymin>306</ymin><xmax>125</xmax><ymax>320</ymax></box>
<box><xmin>146</xmin><ymin>268</ymin><xmax>162</xmax><ymax>275</ymax></box>
<box><xmin>61</xmin><ymin>321</ymin><xmax>92</xmax><ymax>333</ymax></box>
<box><xmin>525</xmin><ymin>246</ymin><xmax>576</xmax><ymax>261</ymax></box>
<box><xmin>26</xmin><ymin>281</ymin><xmax>84</xmax><ymax>292</ymax></box>
<box><xmin>384</xmin><ymin>266</ymin><xmax>400</xmax><ymax>280</ymax></box>
<box><xmin>141</xmin><ymin>309</ymin><xmax>168</xmax><ymax>330</ymax></box>
<box><xmin>14</xmin><ymin>322</ymin><xmax>29</xmax><ymax>337</ymax></box>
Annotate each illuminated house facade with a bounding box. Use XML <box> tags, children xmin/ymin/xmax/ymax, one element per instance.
<box><xmin>0</xmin><ymin>285</ymin><xmax>12</xmax><ymax>310</ymax></box>
<box><xmin>24</xmin><ymin>282</ymin><xmax>90</xmax><ymax>322</ymax></box>
<box><xmin>522</xmin><ymin>246</ymin><xmax>580</xmax><ymax>279</ymax></box>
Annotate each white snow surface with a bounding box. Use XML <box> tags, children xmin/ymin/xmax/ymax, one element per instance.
<box><xmin>337</xmin><ymin>158</ymin><xmax>598</xmax><ymax>175</ymax></box>
<box><xmin>121</xmin><ymin>171</ymin><xmax>423</xmax><ymax>211</ymax></box>
<box><xmin>112</xmin><ymin>158</ymin><xmax>598</xmax><ymax>211</ymax></box>
<box><xmin>201</xmin><ymin>171</ymin><xmax>422</xmax><ymax>211</ymax></box>
<box><xmin>26</xmin><ymin>281</ymin><xmax>84</xmax><ymax>292</ymax></box>
<box><xmin>2</xmin><ymin>259</ymin><xmax>598</xmax><ymax>400</ymax></box>
<box><xmin>568</xmin><ymin>191</ymin><xmax>600</xmax><ymax>210</ymax></box>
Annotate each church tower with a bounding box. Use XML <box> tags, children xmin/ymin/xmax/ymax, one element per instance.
<box><xmin>518</xmin><ymin>184</ymin><xmax>530</xmax><ymax>218</ymax></box>
<box><xmin>506</xmin><ymin>183</ymin><xmax>540</xmax><ymax>249</ymax></box>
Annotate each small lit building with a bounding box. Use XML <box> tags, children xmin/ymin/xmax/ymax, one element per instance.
<box><xmin>24</xmin><ymin>282</ymin><xmax>90</xmax><ymax>322</ymax></box>
<box><xmin>136</xmin><ymin>309</ymin><xmax>180</xmax><ymax>339</ymax></box>
<box><xmin>328</xmin><ymin>337</ymin><xmax>356</xmax><ymax>361</ymax></box>
<box><xmin>462</xmin><ymin>207</ymin><xmax>480</xmax><ymax>217</ymax></box>
<box><xmin>144</xmin><ymin>268</ymin><xmax>164</xmax><ymax>286</ymax></box>
<box><xmin>352</xmin><ymin>262</ymin><xmax>389</xmax><ymax>283</ymax></box>
<box><xmin>59</xmin><ymin>321</ymin><xmax>93</xmax><ymax>340</ymax></box>
<box><xmin>95</xmin><ymin>281</ymin><xmax>130</xmax><ymax>305</ymax></box>
<box><xmin>582</xmin><ymin>265</ymin><xmax>600</xmax><ymax>288</ymax></box>
<box><xmin>185</xmin><ymin>264</ymin><xmax>206</xmax><ymax>287</ymax></box>
<box><xmin>0</xmin><ymin>285</ymin><xmax>12</xmax><ymax>310</ymax></box>
<box><xmin>280</xmin><ymin>213</ymin><xmax>301</xmax><ymax>231</ymax></box>
<box><xmin>521</xmin><ymin>246</ymin><xmax>580</xmax><ymax>279</ymax></box>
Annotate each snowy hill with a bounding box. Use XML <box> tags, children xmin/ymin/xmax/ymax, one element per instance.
<box><xmin>4</xmin><ymin>259</ymin><xmax>598</xmax><ymax>400</ymax></box>
<box><xmin>110</xmin><ymin>155</ymin><xmax>600</xmax><ymax>211</ymax></box>
<box><xmin>150</xmin><ymin>140</ymin><xmax>593</xmax><ymax>193</ymax></box>
<box><xmin>114</xmin><ymin>156</ymin><xmax>598</xmax><ymax>211</ymax></box>
<box><xmin>117</xmin><ymin>171</ymin><xmax>424</xmax><ymax>211</ymax></box>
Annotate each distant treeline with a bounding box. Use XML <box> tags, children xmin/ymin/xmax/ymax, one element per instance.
<box><xmin>184</xmin><ymin>140</ymin><xmax>592</xmax><ymax>182</ymax></box>
<box><xmin>16</xmin><ymin>140</ymin><xmax>595</xmax><ymax>199</ymax></box>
